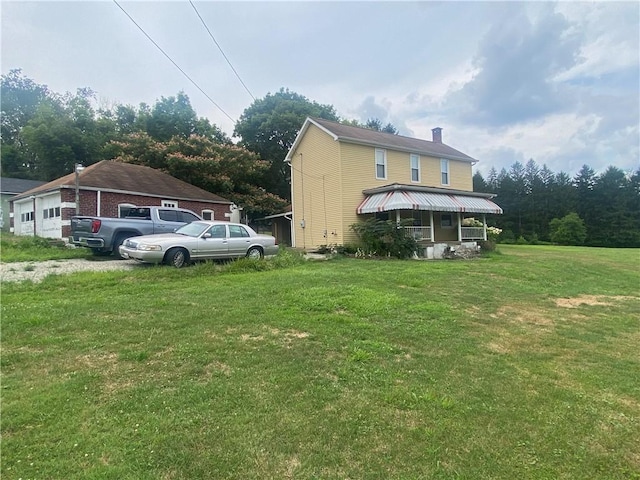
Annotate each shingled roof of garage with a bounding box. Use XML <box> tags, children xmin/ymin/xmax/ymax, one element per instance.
<box><xmin>13</xmin><ymin>161</ymin><xmax>232</xmax><ymax>204</ymax></box>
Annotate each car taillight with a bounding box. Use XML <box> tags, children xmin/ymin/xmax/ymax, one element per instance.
<box><xmin>91</xmin><ymin>219</ymin><xmax>101</xmax><ymax>233</ymax></box>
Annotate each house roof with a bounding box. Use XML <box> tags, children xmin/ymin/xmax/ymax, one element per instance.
<box><xmin>12</xmin><ymin>161</ymin><xmax>232</xmax><ymax>204</ymax></box>
<box><xmin>286</xmin><ymin>117</ymin><xmax>478</xmax><ymax>163</ymax></box>
<box><xmin>0</xmin><ymin>177</ymin><xmax>47</xmax><ymax>195</ymax></box>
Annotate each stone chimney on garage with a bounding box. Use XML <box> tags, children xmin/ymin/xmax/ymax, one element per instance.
<box><xmin>432</xmin><ymin>127</ymin><xmax>442</xmax><ymax>143</ymax></box>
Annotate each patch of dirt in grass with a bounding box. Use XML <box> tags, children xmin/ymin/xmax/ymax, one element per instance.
<box><xmin>240</xmin><ymin>327</ymin><xmax>310</xmax><ymax>348</ymax></box>
<box><xmin>555</xmin><ymin>294</ymin><xmax>637</xmax><ymax>308</ymax></box>
<box><xmin>204</xmin><ymin>360</ymin><xmax>232</xmax><ymax>377</ymax></box>
<box><xmin>485</xmin><ymin>305</ymin><xmax>555</xmax><ymax>354</ymax></box>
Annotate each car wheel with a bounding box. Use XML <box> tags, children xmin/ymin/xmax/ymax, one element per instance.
<box><xmin>166</xmin><ymin>248</ymin><xmax>189</xmax><ymax>268</ymax></box>
<box><xmin>246</xmin><ymin>246</ymin><xmax>263</xmax><ymax>260</ymax></box>
<box><xmin>112</xmin><ymin>234</ymin><xmax>130</xmax><ymax>259</ymax></box>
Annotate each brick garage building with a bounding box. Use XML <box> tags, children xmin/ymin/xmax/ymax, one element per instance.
<box><xmin>10</xmin><ymin>161</ymin><xmax>238</xmax><ymax>239</ymax></box>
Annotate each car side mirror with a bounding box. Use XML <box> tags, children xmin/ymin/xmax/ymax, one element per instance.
<box><xmin>203</xmin><ymin>233</ymin><xmax>212</xmax><ymax>239</ymax></box>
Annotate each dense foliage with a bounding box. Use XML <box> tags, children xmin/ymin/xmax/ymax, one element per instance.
<box><xmin>474</xmin><ymin>160</ymin><xmax>640</xmax><ymax>248</ymax></box>
<box><xmin>350</xmin><ymin>218</ymin><xmax>419</xmax><ymax>259</ymax></box>
<box><xmin>234</xmin><ymin>88</ymin><xmax>339</xmax><ymax>200</ymax></box>
<box><xmin>3</xmin><ymin>69</ymin><xmax>637</xmax><ymax>238</ymax></box>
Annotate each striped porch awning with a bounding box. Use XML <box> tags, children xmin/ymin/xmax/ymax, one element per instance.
<box><xmin>356</xmin><ymin>190</ymin><xmax>503</xmax><ymax>215</ymax></box>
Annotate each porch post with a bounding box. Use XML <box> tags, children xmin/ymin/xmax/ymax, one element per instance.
<box><xmin>429</xmin><ymin>211</ymin><xmax>434</xmax><ymax>241</ymax></box>
<box><xmin>395</xmin><ymin>210</ymin><xmax>401</xmax><ymax>225</ymax></box>
<box><xmin>483</xmin><ymin>214</ymin><xmax>487</xmax><ymax>241</ymax></box>
<box><xmin>457</xmin><ymin>212</ymin><xmax>462</xmax><ymax>241</ymax></box>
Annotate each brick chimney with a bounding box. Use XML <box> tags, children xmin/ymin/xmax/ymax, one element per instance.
<box><xmin>432</xmin><ymin>127</ymin><xmax>442</xmax><ymax>143</ymax></box>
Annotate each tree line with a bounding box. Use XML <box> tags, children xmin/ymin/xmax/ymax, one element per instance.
<box><xmin>474</xmin><ymin>160</ymin><xmax>640</xmax><ymax>248</ymax></box>
<box><xmin>1</xmin><ymin>70</ymin><xmax>396</xmax><ymax>218</ymax></box>
<box><xmin>2</xmin><ymin>69</ymin><xmax>638</xmax><ymax>246</ymax></box>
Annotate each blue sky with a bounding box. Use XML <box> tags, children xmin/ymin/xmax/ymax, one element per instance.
<box><xmin>2</xmin><ymin>1</ymin><xmax>639</xmax><ymax>178</ymax></box>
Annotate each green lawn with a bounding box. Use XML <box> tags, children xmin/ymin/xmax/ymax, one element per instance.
<box><xmin>2</xmin><ymin>245</ymin><xmax>639</xmax><ymax>479</ymax></box>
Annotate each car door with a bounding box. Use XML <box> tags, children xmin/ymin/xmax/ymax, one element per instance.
<box><xmin>195</xmin><ymin>224</ymin><xmax>228</xmax><ymax>259</ymax></box>
<box><xmin>226</xmin><ymin>224</ymin><xmax>252</xmax><ymax>257</ymax></box>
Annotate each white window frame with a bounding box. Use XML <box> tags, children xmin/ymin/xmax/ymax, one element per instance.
<box><xmin>375</xmin><ymin>148</ymin><xmax>387</xmax><ymax>180</ymax></box>
<box><xmin>441</xmin><ymin>159</ymin><xmax>450</xmax><ymax>186</ymax></box>
<box><xmin>410</xmin><ymin>154</ymin><xmax>420</xmax><ymax>183</ymax></box>
<box><xmin>162</xmin><ymin>200</ymin><xmax>178</xmax><ymax>208</ymax></box>
<box><xmin>202</xmin><ymin>209</ymin><xmax>214</xmax><ymax>221</ymax></box>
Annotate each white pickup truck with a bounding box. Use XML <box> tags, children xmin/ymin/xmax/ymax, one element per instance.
<box><xmin>70</xmin><ymin>206</ymin><xmax>202</xmax><ymax>258</ymax></box>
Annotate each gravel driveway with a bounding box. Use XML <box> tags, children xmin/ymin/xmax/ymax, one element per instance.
<box><xmin>0</xmin><ymin>258</ymin><xmax>144</xmax><ymax>283</ymax></box>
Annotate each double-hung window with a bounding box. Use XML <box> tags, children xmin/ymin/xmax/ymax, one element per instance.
<box><xmin>441</xmin><ymin>159</ymin><xmax>450</xmax><ymax>185</ymax></box>
<box><xmin>375</xmin><ymin>149</ymin><xmax>387</xmax><ymax>180</ymax></box>
<box><xmin>410</xmin><ymin>154</ymin><xmax>420</xmax><ymax>182</ymax></box>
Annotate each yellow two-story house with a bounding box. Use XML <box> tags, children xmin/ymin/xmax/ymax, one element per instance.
<box><xmin>286</xmin><ymin>117</ymin><xmax>502</xmax><ymax>255</ymax></box>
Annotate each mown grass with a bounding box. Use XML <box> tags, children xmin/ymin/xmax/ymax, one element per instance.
<box><xmin>1</xmin><ymin>245</ymin><xmax>639</xmax><ymax>479</ymax></box>
<box><xmin>1</xmin><ymin>232</ymin><xmax>89</xmax><ymax>262</ymax></box>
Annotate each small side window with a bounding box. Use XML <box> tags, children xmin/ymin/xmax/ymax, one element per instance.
<box><xmin>229</xmin><ymin>225</ymin><xmax>250</xmax><ymax>238</ymax></box>
<box><xmin>158</xmin><ymin>210</ymin><xmax>178</xmax><ymax>222</ymax></box>
<box><xmin>118</xmin><ymin>203</ymin><xmax>137</xmax><ymax>218</ymax></box>
<box><xmin>162</xmin><ymin>200</ymin><xmax>178</xmax><ymax>208</ymax></box>
<box><xmin>208</xmin><ymin>225</ymin><xmax>226</xmax><ymax>238</ymax></box>
<box><xmin>202</xmin><ymin>210</ymin><xmax>214</xmax><ymax>221</ymax></box>
<box><xmin>179</xmin><ymin>211</ymin><xmax>201</xmax><ymax>223</ymax></box>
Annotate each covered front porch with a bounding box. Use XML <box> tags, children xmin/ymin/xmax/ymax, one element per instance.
<box><xmin>356</xmin><ymin>183</ymin><xmax>502</xmax><ymax>245</ymax></box>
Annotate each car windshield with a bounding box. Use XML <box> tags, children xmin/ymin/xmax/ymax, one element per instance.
<box><xmin>175</xmin><ymin>222</ymin><xmax>210</xmax><ymax>237</ymax></box>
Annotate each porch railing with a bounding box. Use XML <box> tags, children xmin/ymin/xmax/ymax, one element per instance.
<box><xmin>403</xmin><ymin>226</ymin><xmax>433</xmax><ymax>241</ymax></box>
<box><xmin>461</xmin><ymin>227</ymin><xmax>485</xmax><ymax>240</ymax></box>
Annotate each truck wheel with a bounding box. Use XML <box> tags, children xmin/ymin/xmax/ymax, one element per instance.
<box><xmin>112</xmin><ymin>234</ymin><xmax>130</xmax><ymax>260</ymax></box>
<box><xmin>166</xmin><ymin>248</ymin><xmax>189</xmax><ymax>268</ymax></box>
<box><xmin>91</xmin><ymin>249</ymin><xmax>111</xmax><ymax>257</ymax></box>
<box><xmin>246</xmin><ymin>246</ymin><xmax>264</xmax><ymax>260</ymax></box>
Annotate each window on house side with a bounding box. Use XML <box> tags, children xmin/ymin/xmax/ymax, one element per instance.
<box><xmin>375</xmin><ymin>149</ymin><xmax>387</xmax><ymax>180</ymax></box>
<box><xmin>202</xmin><ymin>210</ymin><xmax>214</xmax><ymax>221</ymax></box>
<box><xmin>162</xmin><ymin>200</ymin><xmax>178</xmax><ymax>208</ymax></box>
<box><xmin>441</xmin><ymin>213</ymin><xmax>453</xmax><ymax>228</ymax></box>
<box><xmin>410</xmin><ymin>154</ymin><xmax>420</xmax><ymax>182</ymax></box>
<box><xmin>441</xmin><ymin>159</ymin><xmax>450</xmax><ymax>185</ymax></box>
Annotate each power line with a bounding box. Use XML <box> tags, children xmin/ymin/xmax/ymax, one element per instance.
<box><xmin>112</xmin><ymin>0</ymin><xmax>236</xmax><ymax>124</ymax></box>
<box><xmin>189</xmin><ymin>0</ymin><xmax>255</xmax><ymax>102</ymax></box>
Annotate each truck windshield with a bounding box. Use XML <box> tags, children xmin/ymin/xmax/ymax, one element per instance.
<box><xmin>175</xmin><ymin>222</ymin><xmax>209</xmax><ymax>237</ymax></box>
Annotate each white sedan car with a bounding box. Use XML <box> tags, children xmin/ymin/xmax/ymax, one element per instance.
<box><xmin>119</xmin><ymin>221</ymin><xmax>279</xmax><ymax>268</ymax></box>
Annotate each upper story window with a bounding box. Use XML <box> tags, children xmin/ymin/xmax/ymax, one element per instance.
<box><xmin>202</xmin><ymin>209</ymin><xmax>214</xmax><ymax>221</ymax></box>
<box><xmin>441</xmin><ymin>159</ymin><xmax>450</xmax><ymax>185</ymax></box>
<box><xmin>375</xmin><ymin>149</ymin><xmax>387</xmax><ymax>179</ymax></box>
<box><xmin>410</xmin><ymin>154</ymin><xmax>420</xmax><ymax>183</ymax></box>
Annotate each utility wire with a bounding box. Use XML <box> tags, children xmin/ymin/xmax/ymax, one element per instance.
<box><xmin>189</xmin><ymin>0</ymin><xmax>255</xmax><ymax>101</ymax></box>
<box><xmin>113</xmin><ymin>0</ymin><xmax>236</xmax><ymax>124</ymax></box>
